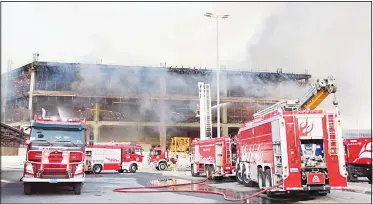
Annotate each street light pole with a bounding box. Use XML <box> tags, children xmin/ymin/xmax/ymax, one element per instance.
<box><xmin>205</xmin><ymin>12</ymin><xmax>229</xmax><ymax>138</ymax></box>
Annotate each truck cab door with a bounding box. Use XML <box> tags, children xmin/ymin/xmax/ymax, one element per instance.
<box><xmin>132</xmin><ymin>147</ymin><xmax>142</xmax><ymax>163</ymax></box>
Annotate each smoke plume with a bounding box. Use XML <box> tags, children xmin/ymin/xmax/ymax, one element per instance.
<box><xmin>243</xmin><ymin>2</ymin><xmax>371</xmax><ymax>129</ymax></box>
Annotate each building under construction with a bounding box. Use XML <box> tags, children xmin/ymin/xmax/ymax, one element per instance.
<box><xmin>1</xmin><ymin>61</ymin><xmax>311</xmax><ymax>150</ymax></box>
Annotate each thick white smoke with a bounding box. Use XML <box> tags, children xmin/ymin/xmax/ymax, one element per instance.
<box><xmin>243</xmin><ymin>2</ymin><xmax>371</xmax><ymax>129</ymax></box>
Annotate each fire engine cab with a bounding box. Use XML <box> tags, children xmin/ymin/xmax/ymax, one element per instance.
<box><xmin>22</xmin><ymin>114</ymin><xmax>87</xmax><ymax>195</ymax></box>
<box><xmin>85</xmin><ymin>143</ymin><xmax>143</xmax><ymax>174</ymax></box>
<box><xmin>236</xmin><ymin>77</ymin><xmax>347</xmax><ymax>197</ymax></box>
<box><xmin>190</xmin><ymin>136</ymin><xmax>237</xmax><ymax>179</ymax></box>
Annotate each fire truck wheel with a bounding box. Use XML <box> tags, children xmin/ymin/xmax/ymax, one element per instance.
<box><xmin>118</xmin><ymin>170</ymin><xmax>124</xmax><ymax>173</ymax></box>
<box><xmin>257</xmin><ymin>168</ymin><xmax>264</xmax><ymax>189</ymax></box>
<box><xmin>155</xmin><ymin>167</ymin><xmax>160</xmax><ymax>170</ymax></box>
<box><xmin>73</xmin><ymin>182</ymin><xmax>82</xmax><ymax>195</ymax></box>
<box><xmin>236</xmin><ymin>164</ymin><xmax>243</xmax><ymax>184</ymax></box>
<box><xmin>93</xmin><ymin>164</ymin><xmax>102</xmax><ymax>174</ymax></box>
<box><xmin>24</xmin><ymin>183</ymin><xmax>33</xmax><ymax>195</ymax></box>
<box><xmin>129</xmin><ymin>164</ymin><xmax>137</xmax><ymax>173</ymax></box>
<box><xmin>242</xmin><ymin>167</ymin><xmax>255</xmax><ymax>187</ymax></box>
<box><xmin>264</xmin><ymin>169</ymin><xmax>272</xmax><ymax>188</ymax></box>
<box><xmin>158</xmin><ymin>162</ymin><xmax>167</xmax><ymax>171</ymax></box>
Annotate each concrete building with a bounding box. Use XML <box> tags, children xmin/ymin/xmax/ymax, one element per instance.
<box><xmin>1</xmin><ymin>61</ymin><xmax>311</xmax><ymax>150</ymax></box>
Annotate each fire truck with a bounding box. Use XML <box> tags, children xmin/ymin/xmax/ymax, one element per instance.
<box><xmin>343</xmin><ymin>136</ymin><xmax>372</xmax><ymax>182</ymax></box>
<box><xmin>21</xmin><ymin>114</ymin><xmax>88</xmax><ymax>195</ymax></box>
<box><xmin>149</xmin><ymin>137</ymin><xmax>191</xmax><ymax>171</ymax></box>
<box><xmin>190</xmin><ymin>136</ymin><xmax>237</xmax><ymax>179</ymax></box>
<box><xmin>235</xmin><ymin>77</ymin><xmax>348</xmax><ymax>197</ymax></box>
<box><xmin>85</xmin><ymin>143</ymin><xmax>144</xmax><ymax>174</ymax></box>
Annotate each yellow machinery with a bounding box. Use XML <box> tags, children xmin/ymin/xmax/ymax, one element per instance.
<box><xmin>169</xmin><ymin>137</ymin><xmax>190</xmax><ymax>159</ymax></box>
<box><xmin>254</xmin><ymin>76</ymin><xmax>338</xmax><ymax>118</ymax></box>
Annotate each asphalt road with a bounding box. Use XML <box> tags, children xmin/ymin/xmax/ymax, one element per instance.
<box><xmin>1</xmin><ymin>170</ymin><xmax>371</xmax><ymax>203</ymax></box>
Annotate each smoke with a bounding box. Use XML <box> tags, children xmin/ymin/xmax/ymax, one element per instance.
<box><xmin>243</xmin><ymin>2</ymin><xmax>371</xmax><ymax>129</ymax></box>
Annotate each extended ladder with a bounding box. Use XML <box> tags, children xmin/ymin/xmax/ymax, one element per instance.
<box><xmin>253</xmin><ymin>77</ymin><xmax>338</xmax><ymax>119</ymax></box>
<box><xmin>198</xmin><ymin>82</ymin><xmax>212</xmax><ymax>140</ymax></box>
<box><xmin>326</xmin><ymin>113</ymin><xmax>338</xmax><ymax>155</ymax></box>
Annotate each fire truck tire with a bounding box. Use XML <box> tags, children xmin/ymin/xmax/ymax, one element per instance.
<box><xmin>129</xmin><ymin>164</ymin><xmax>137</xmax><ymax>173</ymax></box>
<box><xmin>93</xmin><ymin>164</ymin><xmax>102</xmax><ymax>174</ymax></box>
<box><xmin>155</xmin><ymin>167</ymin><xmax>160</xmax><ymax>170</ymax></box>
<box><xmin>118</xmin><ymin>170</ymin><xmax>124</xmax><ymax>173</ymax></box>
<box><xmin>73</xmin><ymin>182</ymin><xmax>82</xmax><ymax>195</ymax></box>
<box><xmin>236</xmin><ymin>164</ymin><xmax>243</xmax><ymax>184</ymax></box>
<box><xmin>264</xmin><ymin>169</ymin><xmax>272</xmax><ymax>188</ymax></box>
<box><xmin>257</xmin><ymin>168</ymin><xmax>264</xmax><ymax>189</ymax></box>
<box><xmin>24</xmin><ymin>183</ymin><xmax>33</xmax><ymax>195</ymax></box>
<box><xmin>242</xmin><ymin>167</ymin><xmax>256</xmax><ymax>187</ymax></box>
<box><xmin>158</xmin><ymin>162</ymin><xmax>167</xmax><ymax>171</ymax></box>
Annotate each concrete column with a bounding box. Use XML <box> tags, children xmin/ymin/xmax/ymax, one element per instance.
<box><xmin>159</xmin><ymin>77</ymin><xmax>167</xmax><ymax>148</ymax></box>
<box><xmin>222</xmin><ymin>105</ymin><xmax>228</xmax><ymax>124</ymax></box>
<box><xmin>223</xmin><ymin>126</ymin><xmax>229</xmax><ymax>137</ymax></box>
<box><xmin>93</xmin><ymin>103</ymin><xmax>101</xmax><ymax>142</ymax></box>
<box><xmin>93</xmin><ymin>103</ymin><xmax>100</xmax><ymax>122</ymax></box>
<box><xmin>159</xmin><ymin>126</ymin><xmax>167</xmax><ymax>148</ymax></box>
<box><xmin>28</xmin><ymin>64</ymin><xmax>37</xmax><ymax>121</ymax></box>
<box><xmin>93</xmin><ymin>125</ymin><xmax>100</xmax><ymax>143</ymax></box>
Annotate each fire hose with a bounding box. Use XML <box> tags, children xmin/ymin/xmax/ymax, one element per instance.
<box><xmin>113</xmin><ymin>172</ymin><xmax>284</xmax><ymax>202</ymax></box>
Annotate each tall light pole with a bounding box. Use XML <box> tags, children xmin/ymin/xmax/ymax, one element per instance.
<box><xmin>204</xmin><ymin>12</ymin><xmax>229</xmax><ymax>138</ymax></box>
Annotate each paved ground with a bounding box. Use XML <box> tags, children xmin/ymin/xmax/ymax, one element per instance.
<box><xmin>1</xmin><ymin>156</ymin><xmax>372</xmax><ymax>203</ymax></box>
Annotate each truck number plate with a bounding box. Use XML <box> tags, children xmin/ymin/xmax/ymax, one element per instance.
<box><xmin>49</xmin><ymin>178</ymin><xmax>58</xmax><ymax>183</ymax></box>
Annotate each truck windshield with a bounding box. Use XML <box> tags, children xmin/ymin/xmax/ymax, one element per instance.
<box><xmin>152</xmin><ymin>150</ymin><xmax>161</xmax><ymax>156</ymax></box>
<box><xmin>30</xmin><ymin>127</ymin><xmax>85</xmax><ymax>147</ymax></box>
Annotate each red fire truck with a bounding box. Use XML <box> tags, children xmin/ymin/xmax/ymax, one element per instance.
<box><xmin>148</xmin><ymin>147</ymin><xmax>173</xmax><ymax>171</ymax></box>
<box><xmin>22</xmin><ymin>115</ymin><xmax>88</xmax><ymax>195</ymax></box>
<box><xmin>190</xmin><ymin>136</ymin><xmax>237</xmax><ymax>179</ymax></box>
<box><xmin>343</xmin><ymin>136</ymin><xmax>372</xmax><ymax>182</ymax></box>
<box><xmin>85</xmin><ymin>144</ymin><xmax>144</xmax><ymax>174</ymax></box>
<box><xmin>235</xmin><ymin>77</ymin><xmax>347</xmax><ymax>197</ymax></box>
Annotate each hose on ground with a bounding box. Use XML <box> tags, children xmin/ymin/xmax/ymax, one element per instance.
<box><xmin>112</xmin><ymin>172</ymin><xmax>284</xmax><ymax>202</ymax></box>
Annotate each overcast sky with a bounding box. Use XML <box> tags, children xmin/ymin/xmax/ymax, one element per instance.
<box><xmin>1</xmin><ymin>2</ymin><xmax>371</xmax><ymax>129</ymax></box>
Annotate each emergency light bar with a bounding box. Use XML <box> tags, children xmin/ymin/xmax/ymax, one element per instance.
<box><xmin>34</xmin><ymin>114</ymin><xmax>85</xmax><ymax>123</ymax></box>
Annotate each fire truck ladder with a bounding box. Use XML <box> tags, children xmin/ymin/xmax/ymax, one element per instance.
<box><xmin>197</xmin><ymin>82</ymin><xmax>212</xmax><ymax>140</ymax></box>
<box><xmin>273</xmin><ymin>142</ymin><xmax>283</xmax><ymax>183</ymax></box>
<box><xmin>326</xmin><ymin>113</ymin><xmax>338</xmax><ymax>155</ymax></box>
<box><xmin>254</xmin><ymin>77</ymin><xmax>337</xmax><ymax>119</ymax></box>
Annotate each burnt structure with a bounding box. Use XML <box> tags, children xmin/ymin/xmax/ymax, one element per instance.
<box><xmin>1</xmin><ymin>61</ymin><xmax>311</xmax><ymax>149</ymax></box>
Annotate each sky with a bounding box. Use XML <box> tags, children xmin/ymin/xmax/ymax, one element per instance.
<box><xmin>1</xmin><ymin>2</ymin><xmax>372</xmax><ymax>129</ymax></box>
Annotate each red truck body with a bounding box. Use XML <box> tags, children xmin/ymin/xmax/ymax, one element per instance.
<box><xmin>148</xmin><ymin>147</ymin><xmax>176</xmax><ymax>171</ymax></box>
<box><xmin>22</xmin><ymin>115</ymin><xmax>87</xmax><ymax>195</ymax></box>
<box><xmin>85</xmin><ymin>144</ymin><xmax>143</xmax><ymax>174</ymax></box>
<box><xmin>236</xmin><ymin>109</ymin><xmax>347</xmax><ymax>196</ymax></box>
<box><xmin>343</xmin><ymin>137</ymin><xmax>372</xmax><ymax>182</ymax></box>
<box><xmin>190</xmin><ymin>136</ymin><xmax>237</xmax><ymax>179</ymax></box>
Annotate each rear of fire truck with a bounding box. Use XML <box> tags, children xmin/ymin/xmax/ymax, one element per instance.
<box><xmin>235</xmin><ymin>77</ymin><xmax>347</xmax><ymax>197</ymax></box>
<box><xmin>22</xmin><ymin>115</ymin><xmax>87</xmax><ymax>195</ymax></box>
